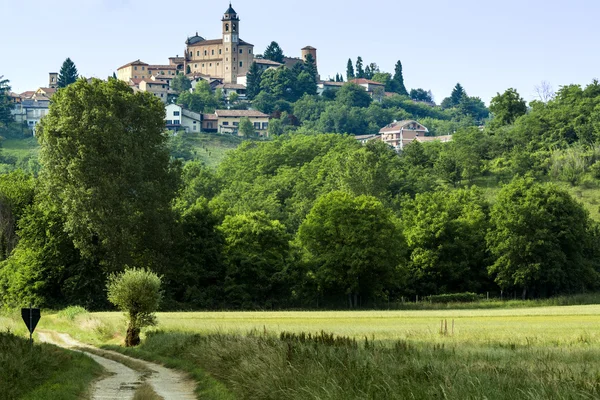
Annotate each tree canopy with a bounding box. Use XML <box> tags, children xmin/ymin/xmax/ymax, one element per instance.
<box><xmin>57</xmin><ymin>58</ymin><xmax>79</xmax><ymax>88</ymax></box>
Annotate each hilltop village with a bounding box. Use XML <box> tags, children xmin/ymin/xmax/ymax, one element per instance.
<box><xmin>7</xmin><ymin>3</ymin><xmax>458</xmax><ymax>149</ymax></box>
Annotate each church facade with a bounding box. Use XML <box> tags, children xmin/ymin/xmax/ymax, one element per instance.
<box><xmin>183</xmin><ymin>4</ymin><xmax>255</xmax><ymax>83</ymax></box>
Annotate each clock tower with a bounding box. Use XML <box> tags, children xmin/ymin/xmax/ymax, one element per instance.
<box><xmin>222</xmin><ymin>3</ymin><xmax>239</xmax><ymax>83</ymax></box>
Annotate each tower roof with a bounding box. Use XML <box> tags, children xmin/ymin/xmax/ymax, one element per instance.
<box><xmin>186</xmin><ymin>32</ymin><xmax>205</xmax><ymax>45</ymax></box>
<box><xmin>223</xmin><ymin>2</ymin><xmax>238</xmax><ymax>19</ymax></box>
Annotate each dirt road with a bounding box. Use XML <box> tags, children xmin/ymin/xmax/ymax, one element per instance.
<box><xmin>37</xmin><ymin>331</ymin><xmax>197</xmax><ymax>400</ymax></box>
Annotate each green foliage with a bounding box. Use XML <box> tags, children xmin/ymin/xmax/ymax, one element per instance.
<box><xmin>263</xmin><ymin>41</ymin><xmax>285</xmax><ymax>63</ymax></box>
<box><xmin>0</xmin><ymin>332</ymin><xmax>102</xmax><ymax>399</ymax></box>
<box><xmin>401</xmin><ymin>188</ymin><xmax>491</xmax><ymax>295</ymax></box>
<box><xmin>238</xmin><ymin>117</ymin><xmax>255</xmax><ymax>138</ymax></box>
<box><xmin>335</xmin><ymin>83</ymin><xmax>372</xmax><ymax>108</ymax></box>
<box><xmin>246</xmin><ymin>62</ymin><xmax>262</xmax><ymax>100</ymax></box>
<box><xmin>489</xmin><ymin>88</ymin><xmax>527</xmax><ymax>126</ymax></box>
<box><xmin>297</xmin><ymin>191</ymin><xmax>406</xmax><ymax>305</ymax></box>
<box><xmin>178</xmin><ymin>80</ymin><xmax>219</xmax><ymax>113</ymax></box>
<box><xmin>391</xmin><ymin>60</ymin><xmax>408</xmax><ymax>96</ymax></box>
<box><xmin>57</xmin><ymin>305</ymin><xmax>89</xmax><ymax>320</ymax></box>
<box><xmin>57</xmin><ymin>58</ymin><xmax>79</xmax><ymax>88</ymax></box>
<box><xmin>171</xmin><ymin>72</ymin><xmax>192</xmax><ymax>93</ymax></box>
<box><xmin>346</xmin><ymin>58</ymin><xmax>355</xmax><ymax>80</ymax></box>
<box><xmin>410</xmin><ymin>88</ymin><xmax>434</xmax><ymax>103</ymax></box>
<box><xmin>0</xmin><ymin>76</ymin><xmax>13</xmax><ymax>127</ymax></box>
<box><xmin>107</xmin><ymin>267</ymin><xmax>162</xmax><ymax>346</ymax></box>
<box><xmin>355</xmin><ymin>56</ymin><xmax>364</xmax><ymax>78</ymax></box>
<box><xmin>487</xmin><ymin>177</ymin><xmax>598</xmax><ymax>297</ymax></box>
<box><xmin>220</xmin><ymin>211</ymin><xmax>290</xmax><ymax>308</ymax></box>
<box><xmin>425</xmin><ymin>292</ymin><xmax>481</xmax><ymax>303</ymax></box>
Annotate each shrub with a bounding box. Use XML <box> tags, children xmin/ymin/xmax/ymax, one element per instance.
<box><xmin>107</xmin><ymin>268</ymin><xmax>162</xmax><ymax>347</ymax></box>
<box><xmin>590</xmin><ymin>161</ymin><xmax>600</xmax><ymax>179</ymax></box>
<box><xmin>425</xmin><ymin>292</ymin><xmax>481</xmax><ymax>303</ymax></box>
<box><xmin>57</xmin><ymin>305</ymin><xmax>88</xmax><ymax>321</ymax></box>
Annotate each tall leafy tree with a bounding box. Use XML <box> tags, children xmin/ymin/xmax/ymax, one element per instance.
<box><xmin>297</xmin><ymin>191</ymin><xmax>406</xmax><ymax>307</ymax></box>
<box><xmin>336</xmin><ymin>83</ymin><xmax>372</xmax><ymax>108</ymax></box>
<box><xmin>246</xmin><ymin>61</ymin><xmax>263</xmax><ymax>100</ymax></box>
<box><xmin>263</xmin><ymin>41</ymin><xmax>285</xmax><ymax>63</ymax></box>
<box><xmin>57</xmin><ymin>58</ymin><xmax>79</xmax><ymax>88</ymax></box>
<box><xmin>239</xmin><ymin>117</ymin><xmax>255</xmax><ymax>137</ymax></box>
<box><xmin>346</xmin><ymin>58</ymin><xmax>355</xmax><ymax>80</ymax></box>
<box><xmin>355</xmin><ymin>56</ymin><xmax>364</xmax><ymax>78</ymax></box>
<box><xmin>0</xmin><ymin>76</ymin><xmax>13</xmax><ymax>126</ymax></box>
<box><xmin>220</xmin><ymin>211</ymin><xmax>290</xmax><ymax>308</ymax></box>
<box><xmin>36</xmin><ymin>79</ymin><xmax>179</xmax><ymax>279</ymax></box>
<box><xmin>487</xmin><ymin>177</ymin><xmax>596</xmax><ymax>298</ymax></box>
<box><xmin>410</xmin><ymin>88</ymin><xmax>434</xmax><ymax>103</ymax></box>
<box><xmin>489</xmin><ymin>88</ymin><xmax>527</xmax><ymax>126</ymax></box>
<box><xmin>401</xmin><ymin>188</ymin><xmax>491</xmax><ymax>295</ymax></box>
<box><xmin>171</xmin><ymin>73</ymin><xmax>192</xmax><ymax>93</ymax></box>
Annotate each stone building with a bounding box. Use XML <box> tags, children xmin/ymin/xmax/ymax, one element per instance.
<box><xmin>183</xmin><ymin>4</ymin><xmax>254</xmax><ymax>83</ymax></box>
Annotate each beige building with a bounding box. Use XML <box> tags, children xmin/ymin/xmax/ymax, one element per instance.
<box><xmin>380</xmin><ymin>120</ymin><xmax>452</xmax><ymax>151</ymax></box>
<box><xmin>138</xmin><ymin>79</ymin><xmax>169</xmax><ymax>103</ymax></box>
<box><xmin>214</xmin><ymin>109</ymin><xmax>269</xmax><ymax>136</ymax></box>
<box><xmin>183</xmin><ymin>4</ymin><xmax>254</xmax><ymax>83</ymax></box>
<box><xmin>117</xmin><ymin>60</ymin><xmax>150</xmax><ymax>81</ymax></box>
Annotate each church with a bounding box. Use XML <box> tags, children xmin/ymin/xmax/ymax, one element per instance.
<box><xmin>183</xmin><ymin>4</ymin><xmax>254</xmax><ymax>83</ymax></box>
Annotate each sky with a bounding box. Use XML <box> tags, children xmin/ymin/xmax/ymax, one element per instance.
<box><xmin>1</xmin><ymin>0</ymin><xmax>599</xmax><ymax>104</ymax></box>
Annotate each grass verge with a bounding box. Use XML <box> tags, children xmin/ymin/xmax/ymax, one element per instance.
<box><xmin>0</xmin><ymin>331</ymin><xmax>103</xmax><ymax>400</ymax></box>
<box><xmin>105</xmin><ymin>329</ymin><xmax>600</xmax><ymax>400</ymax></box>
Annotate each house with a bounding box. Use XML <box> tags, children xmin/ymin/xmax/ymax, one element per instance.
<box><xmin>349</xmin><ymin>78</ymin><xmax>385</xmax><ymax>94</ymax></box>
<box><xmin>379</xmin><ymin>120</ymin><xmax>452</xmax><ymax>151</ymax></box>
<box><xmin>15</xmin><ymin>97</ymin><xmax>51</xmax><ymax>133</ymax></box>
<box><xmin>317</xmin><ymin>81</ymin><xmax>345</xmax><ymax>95</ymax></box>
<box><xmin>213</xmin><ymin>109</ymin><xmax>269</xmax><ymax>136</ymax></box>
<box><xmin>215</xmin><ymin>83</ymin><xmax>247</xmax><ymax>99</ymax></box>
<box><xmin>138</xmin><ymin>79</ymin><xmax>169</xmax><ymax>103</ymax></box>
<box><xmin>202</xmin><ymin>113</ymin><xmax>218</xmax><ymax>132</ymax></box>
<box><xmin>165</xmin><ymin>104</ymin><xmax>202</xmax><ymax>133</ymax></box>
<box><xmin>34</xmin><ymin>87</ymin><xmax>57</xmax><ymax>98</ymax></box>
<box><xmin>354</xmin><ymin>134</ymin><xmax>381</xmax><ymax>144</ymax></box>
<box><xmin>380</xmin><ymin>120</ymin><xmax>430</xmax><ymax>151</ymax></box>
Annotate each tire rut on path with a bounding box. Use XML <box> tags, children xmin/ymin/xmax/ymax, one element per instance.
<box><xmin>36</xmin><ymin>330</ymin><xmax>197</xmax><ymax>400</ymax></box>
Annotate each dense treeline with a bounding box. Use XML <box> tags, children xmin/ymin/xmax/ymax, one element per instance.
<box><xmin>1</xmin><ymin>79</ymin><xmax>600</xmax><ymax>310</ymax></box>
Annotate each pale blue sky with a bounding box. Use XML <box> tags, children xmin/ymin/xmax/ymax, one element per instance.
<box><xmin>2</xmin><ymin>0</ymin><xmax>598</xmax><ymax>104</ymax></box>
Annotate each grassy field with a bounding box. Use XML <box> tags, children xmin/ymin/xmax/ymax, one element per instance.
<box><xmin>2</xmin><ymin>136</ymin><xmax>40</xmax><ymax>160</ymax></box>
<box><xmin>178</xmin><ymin>132</ymin><xmax>244</xmax><ymax>168</ymax></box>
<box><xmin>20</xmin><ymin>304</ymin><xmax>600</xmax><ymax>399</ymax></box>
<box><xmin>0</xmin><ymin>331</ymin><xmax>103</xmax><ymax>400</ymax></box>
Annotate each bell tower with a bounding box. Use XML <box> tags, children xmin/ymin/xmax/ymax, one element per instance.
<box><xmin>222</xmin><ymin>3</ymin><xmax>239</xmax><ymax>83</ymax></box>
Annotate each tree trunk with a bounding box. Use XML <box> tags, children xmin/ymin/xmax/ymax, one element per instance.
<box><xmin>521</xmin><ymin>287</ymin><xmax>527</xmax><ymax>300</ymax></box>
<box><xmin>125</xmin><ymin>324</ymin><xmax>140</xmax><ymax>347</ymax></box>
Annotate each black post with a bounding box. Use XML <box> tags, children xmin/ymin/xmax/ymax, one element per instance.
<box><xmin>29</xmin><ymin>303</ymin><xmax>33</xmax><ymax>347</ymax></box>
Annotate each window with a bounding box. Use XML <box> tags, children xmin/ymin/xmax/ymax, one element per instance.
<box><xmin>142</xmin><ymin>67</ymin><xmax>145</xmax><ymax>71</ymax></box>
<box><xmin>226</xmin><ymin>67</ymin><xmax>228</xmax><ymax>70</ymax></box>
<box><xmin>239</xmin><ymin>49</ymin><xmax>243</xmax><ymax>54</ymax></box>
<box><xmin>173</xmin><ymin>111</ymin><xmax>180</xmax><ymax>116</ymax></box>
<box><xmin>226</xmin><ymin>58</ymin><xmax>228</xmax><ymax>61</ymax></box>
<box><xmin>223</xmin><ymin>121</ymin><xmax>229</xmax><ymax>125</ymax></box>
<box><xmin>233</xmin><ymin>122</ymin><xmax>239</xmax><ymax>126</ymax></box>
<box><xmin>134</xmin><ymin>75</ymin><xmax>137</xmax><ymax>78</ymax></box>
<box><xmin>195</xmin><ymin>64</ymin><xmax>198</xmax><ymax>68</ymax></box>
<box><xmin>217</xmin><ymin>63</ymin><xmax>219</xmax><ymax>66</ymax></box>
<box><xmin>197</xmin><ymin>51</ymin><xmax>200</xmax><ymax>56</ymax></box>
<box><xmin>209</xmin><ymin>63</ymin><xmax>212</xmax><ymax>67</ymax></box>
<box><xmin>134</xmin><ymin>66</ymin><xmax>138</xmax><ymax>70</ymax></box>
<box><xmin>208</xmin><ymin>122</ymin><xmax>213</xmax><ymax>129</ymax></box>
<box><xmin>225</xmin><ymin>23</ymin><xmax>229</xmax><ymax>31</ymax></box>
<box><xmin>204</xmin><ymin>50</ymin><xmax>207</xmax><ymax>56</ymax></box>
<box><xmin>202</xmin><ymin>64</ymin><xmax>205</xmax><ymax>67</ymax></box>
<box><xmin>239</xmin><ymin>61</ymin><xmax>243</xmax><ymax>67</ymax></box>
<box><xmin>193</xmin><ymin>125</ymin><xmax>197</xmax><ymax>131</ymax></box>
<box><xmin>249</xmin><ymin>49</ymin><xmax>252</xmax><ymax>54</ymax></box>
<box><xmin>160</xmin><ymin>94</ymin><xmax>164</xmax><ymax>97</ymax></box>
<box><xmin>212</xmin><ymin>49</ymin><xmax>214</xmax><ymax>55</ymax></box>
<box><xmin>166</xmin><ymin>120</ymin><xmax>173</xmax><ymax>125</ymax></box>
<box><xmin>226</xmin><ymin>48</ymin><xmax>229</xmax><ymax>52</ymax></box>
<box><xmin>253</xmin><ymin>122</ymin><xmax>260</xmax><ymax>129</ymax></box>
<box><xmin>174</xmin><ymin>119</ymin><xmax>180</xmax><ymax>124</ymax></box>
<box><xmin>219</xmin><ymin>49</ymin><xmax>222</xmax><ymax>55</ymax></box>
<box><xmin>262</xmin><ymin>122</ymin><xmax>268</xmax><ymax>130</ymax></box>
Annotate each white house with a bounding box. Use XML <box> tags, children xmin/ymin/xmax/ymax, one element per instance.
<box><xmin>165</xmin><ymin>104</ymin><xmax>202</xmax><ymax>133</ymax></box>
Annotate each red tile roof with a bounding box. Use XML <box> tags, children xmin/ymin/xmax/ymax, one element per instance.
<box><xmin>350</xmin><ymin>78</ymin><xmax>385</xmax><ymax>86</ymax></box>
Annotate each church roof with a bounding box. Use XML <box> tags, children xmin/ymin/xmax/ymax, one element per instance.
<box><xmin>117</xmin><ymin>59</ymin><xmax>148</xmax><ymax>70</ymax></box>
<box><xmin>187</xmin><ymin>38</ymin><xmax>253</xmax><ymax>47</ymax></box>
<box><xmin>186</xmin><ymin>33</ymin><xmax>205</xmax><ymax>45</ymax></box>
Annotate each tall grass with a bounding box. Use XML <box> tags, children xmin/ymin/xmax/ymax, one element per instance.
<box><xmin>110</xmin><ymin>329</ymin><xmax>600</xmax><ymax>400</ymax></box>
<box><xmin>0</xmin><ymin>331</ymin><xmax>103</xmax><ymax>400</ymax></box>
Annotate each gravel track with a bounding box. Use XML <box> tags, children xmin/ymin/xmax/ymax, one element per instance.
<box><xmin>37</xmin><ymin>331</ymin><xmax>196</xmax><ymax>400</ymax></box>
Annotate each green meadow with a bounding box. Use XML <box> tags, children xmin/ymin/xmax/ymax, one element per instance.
<box><xmin>14</xmin><ymin>304</ymin><xmax>598</xmax><ymax>399</ymax></box>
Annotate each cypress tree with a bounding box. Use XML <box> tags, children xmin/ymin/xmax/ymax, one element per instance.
<box><xmin>246</xmin><ymin>62</ymin><xmax>263</xmax><ymax>100</ymax></box>
<box><xmin>393</xmin><ymin>60</ymin><xmax>408</xmax><ymax>96</ymax></box>
<box><xmin>355</xmin><ymin>56</ymin><xmax>364</xmax><ymax>78</ymax></box>
<box><xmin>263</xmin><ymin>41</ymin><xmax>285</xmax><ymax>63</ymax></box>
<box><xmin>57</xmin><ymin>58</ymin><xmax>79</xmax><ymax>88</ymax></box>
<box><xmin>346</xmin><ymin>59</ymin><xmax>355</xmax><ymax>81</ymax></box>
